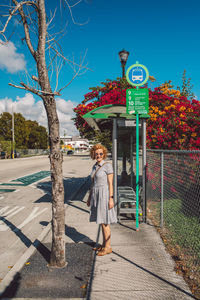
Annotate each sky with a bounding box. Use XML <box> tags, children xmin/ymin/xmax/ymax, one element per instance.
<box><xmin>0</xmin><ymin>0</ymin><xmax>200</xmax><ymax>136</ymax></box>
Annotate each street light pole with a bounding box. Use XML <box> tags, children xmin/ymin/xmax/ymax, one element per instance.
<box><xmin>118</xmin><ymin>49</ymin><xmax>129</xmax><ymax>78</ymax></box>
<box><xmin>118</xmin><ymin>49</ymin><xmax>129</xmax><ymax>175</ymax></box>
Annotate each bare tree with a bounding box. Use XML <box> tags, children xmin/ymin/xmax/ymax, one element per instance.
<box><xmin>0</xmin><ymin>0</ymin><xmax>89</xmax><ymax>267</ymax></box>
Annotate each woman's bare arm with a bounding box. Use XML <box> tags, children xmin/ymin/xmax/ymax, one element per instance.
<box><xmin>107</xmin><ymin>173</ymin><xmax>114</xmax><ymax>209</ymax></box>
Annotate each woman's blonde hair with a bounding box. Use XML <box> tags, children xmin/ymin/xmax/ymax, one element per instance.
<box><xmin>90</xmin><ymin>144</ymin><xmax>108</xmax><ymax>160</ymax></box>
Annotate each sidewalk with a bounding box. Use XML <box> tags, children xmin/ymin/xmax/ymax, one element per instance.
<box><xmin>0</xmin><ymin>181</ymin><xmax>196</xmax><ymax>300</ymax></box>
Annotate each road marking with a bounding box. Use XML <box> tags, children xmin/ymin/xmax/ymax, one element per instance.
<box><xmin>17</xmin><ymin>207</ymin><xmax>48</xmax><ymax>229</ymax></box>
<box><xmin>0</xmin><ymin>206</ymin><xmax>48</xmax><ymax>232</ymax></box>
<box><xmin>13</xmin><ymin>171</ymin><xmax>50</xmax><ymax>186</ymax></box>
<box><xmin>0</xmin><ymin>206</ymin><xmax>25</xmax><ymax>231</ymax></box>
<box><xmin>0</xmin><ymin>188</ymin><xmax>16</xmax><ymax>192</ymax></box>
<box><xmin>0</xmin><ymin>206</ymin><xmax>25</xmax><ymax>217</ymax></box>
<box><xmin>0</xmin><ymin>170</ymin><xmax>50</xmax><ymax>187</ymax></box>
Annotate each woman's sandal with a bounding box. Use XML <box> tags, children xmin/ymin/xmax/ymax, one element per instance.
<box><xmin>96</xmin><ymin>247</ymin><xmax>112</xmax><ymax>256</ymax></box>
<box><xmin>92</xmin><ymin>245</ymin><xmax>102</xmax><ymax>251</ymax></box>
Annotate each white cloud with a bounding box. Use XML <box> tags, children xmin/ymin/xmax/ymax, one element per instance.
<box><xmin>0</xmin><ymin>93</ymin><xmax>79</xmax><ymax>136</ymax></box>
<box><xmin>0</xmin><ymin>41</ymin><xmax>26</xmax><ymax>73</ymax></box>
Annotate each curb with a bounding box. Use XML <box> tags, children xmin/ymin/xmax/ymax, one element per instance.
<box><xmin>0</xmin><ymin>223</ymin><xmax>51</xmax><ymax>296</ymax></box>
<box><xmin>0</xmin><ymin>176</ymin><xmax>91</xmax><ymax>297</ymax></box>
<box><xmin>86</xmin><ymin>225</ymin><xmax>100</xmax><ymax>300</ymax></box>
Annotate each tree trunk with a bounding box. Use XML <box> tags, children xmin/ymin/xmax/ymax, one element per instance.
<box><xmin>36</xmin><ymin>0</ymin><xmax>66</xmax><ymax>267</ymax></box>
<box><xmin>44</xmin><ymin>96</ymin><xmax>66</xmax><ymax>268</ymax></box>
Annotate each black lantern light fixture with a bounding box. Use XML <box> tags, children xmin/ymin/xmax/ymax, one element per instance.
<box><xmin>118</xmin><ymin>49</ymin><xmax>129</xmax><ymax>78</ymax></box>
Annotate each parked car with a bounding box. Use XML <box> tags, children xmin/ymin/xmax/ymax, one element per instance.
<box><xmin>0</xmin><ymin>151</ymin><xmax>6</xmax><ymax>159</ymax></box>
<box><xmin>67</xmin><ymin>150</ymin><xmax>74</xmax><ymax>155</ymax></box>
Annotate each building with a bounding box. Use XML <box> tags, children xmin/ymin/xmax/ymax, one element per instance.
<box><xmin>60</xmin><ymin>136</ymin><xmax>90</xmax><ymax>152</ymax></box>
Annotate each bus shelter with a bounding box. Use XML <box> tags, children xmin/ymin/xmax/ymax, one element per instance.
<box><xmin>83</xmin><ymin>104</ymin><xmax>149</xmax><ymax>224</ymax></box>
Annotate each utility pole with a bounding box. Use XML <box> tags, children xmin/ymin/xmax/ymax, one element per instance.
<box><xmin>12</xmin><ymin>103</ymin><xmax>15</xmax><ymax>159</ymax></box>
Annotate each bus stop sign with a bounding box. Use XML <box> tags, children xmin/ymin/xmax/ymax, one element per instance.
<box><xmin>126</xmin><ymin>88</ymin><xmax>149</xmax><ymax>114</ymax></box>
<box><xmin>126</xmin><ymin>63</ymin><xmax>149</xmax><ymax>87</ymax></box>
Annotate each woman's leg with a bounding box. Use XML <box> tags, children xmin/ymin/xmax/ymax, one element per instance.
<box><xmin>101</xmin><ymin>224</ymin><xmax>111</xmax><ymax>249</ymax></box>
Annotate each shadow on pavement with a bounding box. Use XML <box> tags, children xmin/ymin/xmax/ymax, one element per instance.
<box><xmin>0</xmin><ymin>272</ymin><xmax>21</xmax><ymax>299</ymax></box>
<box><xmin>65</xmin><ymin>224</ymin><xmax>94</xmax><ymax>244</ymax></box>
<box><xmin>67</xmin><ymin>201</ymin><xmax>90</xmax><ymax>214</ymax></box>
<box><xmin>112</xmin><ymin>250</ymin><xmax>197</xmax><ymax>300</ymax></box>
<box><xmin>35</xmin><ymin>176</ymin><xmax>91</xmax><ymax>203</ymax></box>
<box><xmin>0</xmin><ymin>217</ymin><xmax>51</xmax><ymax>263</ymax></box>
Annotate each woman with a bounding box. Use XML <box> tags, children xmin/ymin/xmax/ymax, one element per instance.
<box><xmin>87</xmin><ymin>144</ymin><xmax>117</xmax><ymax>256</ymax></box>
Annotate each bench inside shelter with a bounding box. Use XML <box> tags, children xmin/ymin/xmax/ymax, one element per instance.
<box><xmin>117</xmin><ymin>185</ymin><xmax>143</xmax><ymax>222</ymax></box>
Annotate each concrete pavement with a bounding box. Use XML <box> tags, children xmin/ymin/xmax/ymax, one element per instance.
<box><xmin>0</xmin><ymin>156</ymin><xmax>196</xmax><ymax>299</ymax></box>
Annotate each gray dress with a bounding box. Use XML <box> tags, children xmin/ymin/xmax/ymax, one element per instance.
<box><xmin>90</xmin><ymin>160</ymin><xmax>117</xmax><ymax>224</ymax></box>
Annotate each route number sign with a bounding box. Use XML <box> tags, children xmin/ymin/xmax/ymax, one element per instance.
<box><xmin>126</xmin><ymin>88</ymin><xmax>149</xmax><ymax>115</ymax></box>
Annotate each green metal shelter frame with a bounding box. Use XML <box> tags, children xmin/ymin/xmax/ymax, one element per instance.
<box><xmin>83</xmin><ymin>104</ymin><xmax>149</xmax><ymax>223</ymax></box>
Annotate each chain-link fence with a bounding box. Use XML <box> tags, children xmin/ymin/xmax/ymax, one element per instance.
<box><xmin>15</xmin><ymin>148</ymin><xmax>49</xmax><ymax>157</ymax></box>
<box><xmin>146</xmin><ymin>149</ymin><xmax>200</xmax><ymax>293</ymax></box>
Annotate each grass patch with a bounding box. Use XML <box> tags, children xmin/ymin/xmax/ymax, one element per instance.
<box><xmin>163</xmin><ymin>199</ymin><xmax>200</xmax><ymax>260</ymax></box>
<box><xmin>147</xmin><ymin>199</ymin><xmax>200</xmax><ymax>299</ymax></box>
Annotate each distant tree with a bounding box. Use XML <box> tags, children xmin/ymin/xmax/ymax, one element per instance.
<box><xmin>177</xmin><ymin>70</ymin><xmax>195</xmax><ymax>100</ymax></box>
<box><xmin>0</xmin><ymin>112</ymin><xmax>29</xmax><ymax>148</ymax></box>
<box><xmin>0</xmin><ymin>112</ymin><xmax>12</xmax><ymax>141</ymax></box>
<box><xmin>14</xmin><ymin>113</ymin><xmax>30</xmax><ymax>148</ymax></box>
<box><xmin>0</xmin><ymin>140</ymin><xmax>12</xmax><ymax>157</ymax></box>
<box><xmin>26</xmin><ymin>120</ymin><xmax>48</xmax><ymax>149</ymax></box>
<box><xmin>94</xmin><ymin>130</ymin><xmax>112</xmax><ymax>151</ymax></box>
<box><xmin>0</xmin><ymin>112</ymin><xmax>48</xmax><ymax>149</ymax></box>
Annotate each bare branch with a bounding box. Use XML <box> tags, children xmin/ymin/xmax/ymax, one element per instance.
<box><xmin>54</xmin><ymin>56</ymin><xmax>64</xmax><ymax>92</ymax></box>
<box><xmin>58</xmin><ymin>72</ymin><xmax>79</xmax><ymax>93</ymax></box>
<box><xmin>8</xmin><ymin>82</ymin><xmax>61</xmax><ymax>96</ymax></box>
<box><xmin>58</xmin><ymin>48</ymin><xmax>88</xmax><ymax>93</ymax></box>
<box><xmin>47</xmin><ymin>8</ymin><xmax>57</xmax><ymax>28</ymax></box>
<box><xmin>69</xmin><ymin>0</ymin><xmax>82</xmax><ymax>8</ymax></box>
<box><xmin>32</xmin><ymin>75</ymin><xmax>38</xmax><ymax>81</ymax></box>
<box><xmin>63</xmin><ymin>0</ymin><xmax>89</xmax><ymax>26</ymax></box>
<box><xmin>0</xmin><ymin>1</ymin><xmax>38</xmax><ymax>34</ymax></box>
<box><xmin>11</xmin><ymin>0</ymin><xmax>37</xmax><ymax>58</ymax></box>
<box><xmin>49</xmin><ymin>44</ymin><xmax>92</xmax><ymax>71</ymax></box>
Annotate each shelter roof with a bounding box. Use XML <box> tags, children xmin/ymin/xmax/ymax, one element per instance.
<box><xmin>83</xmin><ymin>104</ymin><xmax>149</xmax><ymax>130</ymax></box>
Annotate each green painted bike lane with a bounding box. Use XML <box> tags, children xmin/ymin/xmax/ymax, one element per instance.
<box><xmin>0</xmin><ymin>171</ymin><xmax>50</xmax><ymax>194</ymax></box>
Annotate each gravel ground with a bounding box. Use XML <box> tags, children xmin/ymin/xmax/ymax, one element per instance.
<box><xmin>1</xmin><ymin>243</ymin><xmax>94</xmax><ymax>299</ymax></box>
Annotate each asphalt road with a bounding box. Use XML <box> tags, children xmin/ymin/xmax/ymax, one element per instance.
<box><xmin>0</xmin><ymin>155</ymin><xmax>93</xmax><ymax>281</ymax></box>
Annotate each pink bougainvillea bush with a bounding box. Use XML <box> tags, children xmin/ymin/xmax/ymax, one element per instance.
<box><xmin>73</xmin><ymin>78</ymin><xmax>200</xmax><ymax>150</ymax></box>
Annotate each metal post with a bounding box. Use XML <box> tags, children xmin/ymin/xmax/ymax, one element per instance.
<box><xmin>142</xmin><ymin>120</ymin><xmax>147</xmax><ymax>223</ymax></box>
<box><xmin>12</xmin><ymin>104</ymin><xmax>15</xmax><ymax>159</ymax></box>
<box><xmin>122</xmin><ymin>151</ymin><xmax>126</xmax><ymax>172</ymax></box>
<box><xmin>136</xmin><ymin>113</ymin><xmax>139</xmax><ymax>230</ymax></box>
<box><xmin>112</xmin><ymin>118</ymin><xmax>118</xmax><ymax>215</ymax></box>
<box><xmin>160</xmin><ymin>151</ymin><xmax>164</xmax><ymax>228</ymax></box>
<box><xmin>130</xmin><ymin>132</ymin><xmax>133</xmax><ymax>187</ymax></box>
<box><xmin>122</xmin><ymin>64</ymin><xmax>125</xmax><ymax>78</ymax></box>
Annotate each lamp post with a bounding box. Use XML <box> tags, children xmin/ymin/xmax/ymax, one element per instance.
<box><xmin>118</xmin><ymin>49</ymin><xmax>129</xmax><ymax>78</ymax></box>
<box><xmin>118</xmin><ymin>49</ymin><xmax>129</xmax><ymax>177</ymax></box>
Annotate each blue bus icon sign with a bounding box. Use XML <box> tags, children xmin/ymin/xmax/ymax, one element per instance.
<box><xmin>126</xmin><ymin>63</ymin><xmax>149</xmax><ymax>87</ymax></box>
<box><xmin>132</xmin><ymin>67</ymin><xmax>143</xmax><ymax>82</ymax></box>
